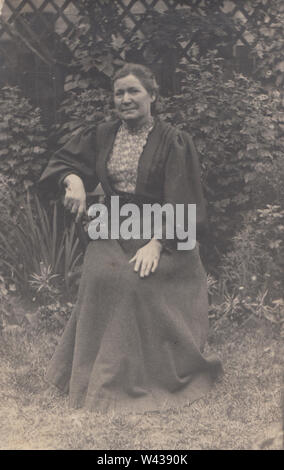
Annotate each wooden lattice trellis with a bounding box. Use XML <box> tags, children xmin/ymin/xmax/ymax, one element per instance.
<box><xmin>0</xmin><ymin>0</ymin><xmax>275</xmax><ymax>62</ymax></box>
<box><xmin>0</xmin><ymin>0</ymin><xmax>276</xmax><ymax>124</ymax></box>
<box><xmin>0</xmin><ymin>0</ymin><xmax>83</xmax><ymax>39</ymax></box>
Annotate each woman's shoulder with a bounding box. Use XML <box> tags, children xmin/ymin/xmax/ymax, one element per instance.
<box><xmin>156</xmin><ymin>118</ymin><xmax>195</xmax><ymax>149</ymax></box>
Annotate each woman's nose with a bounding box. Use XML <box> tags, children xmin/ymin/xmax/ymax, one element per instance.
<box><xmin>122</xmin><ymin>92</ymin><xmax>131</xmax><ymax>103</ymax></box>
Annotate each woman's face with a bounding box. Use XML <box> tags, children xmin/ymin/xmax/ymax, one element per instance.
<box><xmin>114</xmin><ymin>74</ymin><xmax>155</xmax><ymax>127</ymax></box>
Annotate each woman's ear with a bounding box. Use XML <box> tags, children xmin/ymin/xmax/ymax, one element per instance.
<box><xmin>150</xmin><ymin>92</ymin><xmax>157</xmax><ymax>104</ymax></box>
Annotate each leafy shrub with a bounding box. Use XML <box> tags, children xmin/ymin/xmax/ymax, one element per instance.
<box><xmin>157</xmin><ymin>54</ymin><xmax>284</xmax><ymax>268</ymax></box>
<box><xmin>55</xmin><ymin>87</ymin><xmax>113</xmax><ymax>147</ymax></box>
<box><xmin>0</xmin><ymin>193</ymin><xmax>83</xmax><ymax>298</ymax></box>
<box><xmin>208</xmin><ymin>143</ymin><xmax>284</xmax><ymax>329</ymax></box>
<box><xmin>218</xmin><ymin>221</ymin><xmax>271</xmax><ymax>299</ymax></box>
<box><xmin>216</xmin><ymin>141</ymin><xmax>284</xmax><ymax>307</ymax></box>
<box><xmin>26</xmin><ymin>301</ymin><xmax>74</xmax><ymax>335</ymax></box>
<box><xmin>253</xmin><ymin>205</ymin><xmax>284</xmax><ymax>296</ymax></box>
<box><xmin>0</xmin><ymin>86</ymin><xmax>48</xmax><ymax>196</ymax></box>
<box><xmin>0</xmin><ymin>262</ymin><xmax>74</xmax><ymax>337</ymax></box>
<box><xmin>0</xmin><ymin>173</ymin><xmax>18</xmax><ymax>280</ymax></box>
<box><xmin>210</xmin><ymin>204</ymin><xmax>284</xmax><ymax>328</ymax></box>
<box><xmin>29</xmin><ymin>263</ymin><xmax>60</xmax><ymax>304</ymax></box>
<box><xmin>248</xmin><ymin>0</ymin><xmax>284</xmax><ymax>88</ymax></box>
<box><xmin>0</xmin><ymin>172</ymin><xmax>17</xmax><ymax>215</ymax></box>
<box><xmin>209</xmin><ymin>288</ymin><xmax>284</xmax><ymax>331</ymax></box>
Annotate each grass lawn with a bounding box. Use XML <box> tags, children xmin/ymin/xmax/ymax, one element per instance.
<box><xmin>0</xmin><ymin>316</ymin><xmax>283</xmax><ymax>450</ymax></box>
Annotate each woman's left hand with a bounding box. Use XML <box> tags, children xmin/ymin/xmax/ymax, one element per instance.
<box><xmin>129</xmin><ymin>239</ymin><xmax>162</xmax><ymax>278</ymax></box>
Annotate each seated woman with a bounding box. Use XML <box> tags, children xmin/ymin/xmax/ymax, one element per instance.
<box><xmin>39</xmin><ymin>63</ymin><xmax>222</xmax><ymax>413</ymax></box>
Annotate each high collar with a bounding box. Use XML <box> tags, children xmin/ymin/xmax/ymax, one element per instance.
<box><xmin>120</xmin><ymin>116</ymin><xmax>155</xmax><ymax>135</ymax></box>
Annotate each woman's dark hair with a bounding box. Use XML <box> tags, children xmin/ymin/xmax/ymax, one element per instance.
<box><xmin>112</xmin><ymin>63</ymin><xmax>159</xmax><ymax>100</ymax></box>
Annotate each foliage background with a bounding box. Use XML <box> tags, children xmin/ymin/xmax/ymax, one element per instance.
<box><xmin>0</xmin><ymin>87</ymin><xmax>48</xmax><ymax>197</ymax></box>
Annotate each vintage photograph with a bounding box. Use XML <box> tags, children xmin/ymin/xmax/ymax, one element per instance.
<box><xmin>0</xmin><ymin>0</ymin><xmax>283</xmax><ymax>451</ymax></box>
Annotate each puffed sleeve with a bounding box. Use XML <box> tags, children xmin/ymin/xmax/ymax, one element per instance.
<box><xmin>160</xmin><ymin>129</ymin><xmax>208</xmax><ymax>250</ymax></box>
<box><xmin>38</xmin><ymin>126</ymin><xmax>99</xmax><ymax>194</ymax></box>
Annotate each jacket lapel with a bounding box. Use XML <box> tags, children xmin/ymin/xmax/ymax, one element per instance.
<box><xmin>135</xmin><ymin>119</ymin><xmax>172</xmax><ymax>198</ymax></box>
<box><xmin>96</xmin><ymin>120</ymin><xmax>120</xmax><ymax>195</ymax></box>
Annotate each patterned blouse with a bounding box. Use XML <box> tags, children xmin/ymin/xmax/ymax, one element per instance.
<box><xmin>107</xmin><ymin>118</ymin><xmax>154</xmax><ymax>193</ymax></box>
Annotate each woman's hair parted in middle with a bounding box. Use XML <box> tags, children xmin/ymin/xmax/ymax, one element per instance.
<box><xmin>112</xmin><ymin>63</ymin><xmax>159</xmax><ymax>100</ymax></box>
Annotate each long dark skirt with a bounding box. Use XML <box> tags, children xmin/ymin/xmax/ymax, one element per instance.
<box><xmin>46</xmin><ymin>238</ymin><xmax>222</xmax><ymax>413</ymax></box>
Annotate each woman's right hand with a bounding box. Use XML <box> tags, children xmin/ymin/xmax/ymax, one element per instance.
<box><xmin>63</xmin><ymin>174</ymin><xmax>86</xmax><ymax>222</ymax></box>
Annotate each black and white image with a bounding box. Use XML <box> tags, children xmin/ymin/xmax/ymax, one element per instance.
<box><xmin>0</xmin><ymin>0</ymin><xmax>283</xmax><ymax>451</ymax></box>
